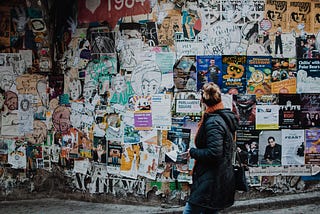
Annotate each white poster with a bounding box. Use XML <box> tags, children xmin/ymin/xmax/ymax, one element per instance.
<box><xmin>151</xmin><ymin>94</ymin><xmax>172</xmax><ymax>130</ymax></box>
<box><xmin>74</xmin><ymin>158</ymin><xmax>91</xmax><ymax>175</ymax></box>
<box><xmin>18</xmin><ymin>94</ymin><xmax>34</xmax><ymax>134</ymax></box>
<box><xmin>281</xmin><ymin>129</ymin><xmax>305</xmax><ymax>165</ymax></box>
<box><xmin>7</xmin><ymin>139</ymin><xmax>26</xmax><ymax>169</ymax></box>
<box><xmin>255</xmin><ymin>105</ymin><xmax>279</xmax><ymax>130</ymax></box>
<box><xmin>175</xmin><ymin>99</ymin><xmax>201</xmax><ymax>114</ymax></box>
<box><xmin>137</xmin><ymin>142</ymin><xmax>160</xmax><ymax>180</ymax></box>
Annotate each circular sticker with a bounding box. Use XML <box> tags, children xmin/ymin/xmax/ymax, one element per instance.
<box><xmin>260</xmin><ymin>19</ymin><xmax>272</xmax><ymax>31</ymax></box>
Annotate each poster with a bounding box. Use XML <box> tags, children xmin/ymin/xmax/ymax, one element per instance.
<box><xmin>107</xmin><ymin>140</ymin><xmax>122</xmax><ymax>175</ymax></box>
<box><xmin>255</xmin><ymin>104</ymin><xmax>279</xmax><ymax>130</ymax></box>
<box><xmin>7</xmin><ymin>139</ymin><xmax>26</xmax><ymax>169</ymax></box>
<box><xmin>297</xmin><ymin>59</ymin><xmax>320</xmax><ymax>93</ymax></box>
<box><xmin>137</xmin><ymin>142</ymin><xmax>160</xmax><ymax>180</ymax></box>
<box><xmin>151</xmin><ymin>94</ymin><xmax>172</xmax><ymax>130</ymax></box>
<box><xmin>120</xmin><ymin>143</ymin><xmax>140</xmax><ymax>179</ymax></box>
<box><xmin>196</xmin><ymin>55</ymin><xmax>222</xmax><ymax>89</ymax></box>
<box><xmin>258</xmin><ymin>130</ymin><xmax>282</xmax><ymax>166</ymax></box>
<box><xmin>278</xmin><ymin>94</ymin><xmax>301</xmax><ymax>129</ymax></box>
<box><xmin>305</xmin><ymin>129</ymin><xmax>320</xmax><ymax>165</ymax></box>
<box><xmin>300</xmin><ymin>93</ymin><xmax>320</xmax><ymax>128</ymax></box>
<box><xmin>246</xmin><ymin>56</ymin><xmax>272</xmax><ymax>96</ymax></box>
<box><xmin>77</xmin><ymin>0</ymin><xmax>150</xmax><ymax>28</ymax></box>
<box><xmin>132</xmin><ymin>95</ymin><xmax>152</xmax><ymax>130</ymax></box>
<box><xmin>221</xmin><ymin>55</ymin><xmax>247</xmax><ymax>94</ymax></box>
<box><xmin>281</xmin><ymin>129</ymin><xmax>305</xmax><ymax>165</ymax></box>
<box><xmin>165</xmin><ymin>126</ymin><xmax>191</xmax><ymax>164</ymax></box>
<box><xmin>236</xmin><ymin>130</ymin><xmax>261</xmax><ymax>167</ymax></box>
<box><xmin>233</xmin><ymin>94</ymin><xmax>256</xmax><ymax>130</ymax></box>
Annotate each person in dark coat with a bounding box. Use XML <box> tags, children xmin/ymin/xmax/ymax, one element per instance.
<box><xmin>183</xmin><ymin>82</ymin><xmax>239</xmax><ymax>214</ymax></box>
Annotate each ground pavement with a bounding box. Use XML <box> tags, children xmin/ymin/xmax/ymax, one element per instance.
<box><xmin>0</xmin><ymin>191</ymin><xmax>319</xmax><ymax>213</ymax></box>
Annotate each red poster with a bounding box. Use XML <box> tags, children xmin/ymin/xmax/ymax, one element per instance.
<box><xmin>78</xmin><ymin>0</ymin><xmax>150</xmax><ymax>28</ymax></box>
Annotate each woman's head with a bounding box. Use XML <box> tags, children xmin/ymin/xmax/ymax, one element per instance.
<box><xmin>201</xmin><ymin>82</ymin><xmax>222</xmax><ymax>107</ymax></box>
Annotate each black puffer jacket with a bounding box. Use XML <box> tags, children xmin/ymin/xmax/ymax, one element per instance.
<box><xmin>188</xmin><ymin>108</ymin><xmax>239</xmax><ymax>210</ymax></box>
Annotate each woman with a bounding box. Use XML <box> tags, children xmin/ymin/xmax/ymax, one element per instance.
<box><xmin>183</xmin><ymin>82</ymin><xmax>239</xmax><ymax>214</ymax></box>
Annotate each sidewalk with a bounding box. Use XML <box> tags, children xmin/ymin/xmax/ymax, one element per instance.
<box><xmin>159</xmin><ymin>191</ymin><xmax>320</xmax><ymax>213</ymax></box>
<box><xmin>0</xmin><ymin>191</ymin><xmax>319</xmax><ymax>213</ymax></box>
<box><xmin>221</xmin><ymin>191</ymin><xmax>320</xmax><ymax>213</ymax></box>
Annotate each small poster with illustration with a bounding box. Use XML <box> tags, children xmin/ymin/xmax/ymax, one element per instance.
<box><xmin>120</xmin><ymin>143</ymin><xmax>140</xmax><ymax>179</ymax></box>
<box><xmin>221</xmin><ymin>55</ymin><xmax>247</xmax><ymax>94</ymax></box>
<box><xmin>138</xmin><ymin>142</ymin><xmax>160</xmax><ymax>180</ymax></box>
<box><xmin>246</xmin><ymin>56</ymin><xmax>272</xmax><ymax>96</ymax></box>
<box><xmin>164</xmin><ymin>126</ymin><xmax>191</xmax><ymax>164</ymax></box>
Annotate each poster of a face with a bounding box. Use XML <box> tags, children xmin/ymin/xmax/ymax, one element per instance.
<box><xmin>0</xmin><ymin>67</ymin><xmax>15</xmax><ymax>91</ymax></box>
<box><xmin>68</xmin><ymin>78</ymin><xmax>82</xmax><ymax>101</ymax></box>
<box><xmin>131</xmin><ymin>61</ymin><xmax>163</xmax><ymax>96</ymax></box>
<box><xmin>52</xmin><ymin>106</ymin><xmax>71</xmax><ymax>133</ymax></box>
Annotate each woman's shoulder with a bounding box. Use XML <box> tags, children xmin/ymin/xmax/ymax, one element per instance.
<box><xmin>205</xmin><ymin>113</ymin><xmax>226</xmax><ymax>127</ymax></box>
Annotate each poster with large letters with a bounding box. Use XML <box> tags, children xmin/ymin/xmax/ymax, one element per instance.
<box><xmin>78</xmin><ymin>0</ymin><xmax>150</xmax><ymax>28</ymax></box>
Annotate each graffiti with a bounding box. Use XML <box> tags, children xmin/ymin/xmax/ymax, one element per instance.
<box><xmin>130</xmin><ymin>61</ymin><xmax>162</xmax><ymax>96</ymax></box>
<box><xmin>140</xmin><ymin>22</ymin><xmax>158</xmax><ymax>46</ymax></box>
<box><xmin>71</xmin><ymin>167</ymin><xmax>146</xmax><ymax>196</ymax></box>
<box><xmin>109</xmin><ymin>74</ymin><xmax>134</xmax><ymax>105</ymax></box>
<box><xmin>206</xmin><ymin>21</ymin><xmax>241</xmax><ymax>55</ymax></box>
<box><xmin>258</xmin><ymin>175</ymin><xmax>305</xmax><ymax>193</ymax></box>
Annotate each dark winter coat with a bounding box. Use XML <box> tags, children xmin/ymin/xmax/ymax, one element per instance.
<box><xmin>188</xmin><ymin>108</ymin><xmax>238</xmax><ymax>210</ymax></box>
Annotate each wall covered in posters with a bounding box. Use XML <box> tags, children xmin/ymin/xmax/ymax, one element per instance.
<box><xmin>0</xmin><ymin>0</ymin><xmax>320</xmax><ymax>203</ymax></box>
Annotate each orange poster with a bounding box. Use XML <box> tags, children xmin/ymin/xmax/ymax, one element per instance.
<box><xmin>271</xmin><ymin>78</ymin><xmax>297</xmax><ymax>94</ymax></box>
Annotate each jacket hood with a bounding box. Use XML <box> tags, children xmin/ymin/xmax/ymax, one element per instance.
<box><xmin>215</xmin><ymin>109</ymin><xmax>239</xmax><ymax>133</ymax></box>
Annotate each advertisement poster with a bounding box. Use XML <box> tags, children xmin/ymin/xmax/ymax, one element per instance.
<box><xmin>258</xmin><ymin>130</ymin><xmax>282</xmax><ymax>166</ymax></box>
<box><xmin>221</xmin><ymin>55</ymin><xmax>247</xmax><ymax>94</ymax></box>
<box><xmin>132</xmin><ymin>95</ymin><xmax>152</xmax><ymax>130</ymax></box>
<box><xmin>165</xmin><ymin>126</ymin><xmax>191</xmax><ymax>164</ymax></box>
<box><xmin>196</xmin><ymin>55</ymin><xmax>222</xmax><ymax>89</ymax></box>
<box><xmin>300</xmin><ymin>93</ymin><xmax>320</xmax><ymax>128</ymax></box>
<box><xmin>255</xmin><ymin>104</ymin><xmax>279</xmax><ymax>130</ymax></box>
<box><xmin>278</xmin><ymin>94</ymin><xmax>301</xmax><ymax>129</ymax></box>
<box><xmin>305</xmin><ymin>129</ymin><xmax>320</xmax><ymax>165</ymax></box>
<box><xmin>297</xmin><ymin>59</ymin><xmax>320</xmax><ymax>93</ymax></box>
<box><xmin>281</xmin><ymin>129</ymin><xmax>305</xmax><ymax>165</ymax></box>
<box><xmin>151</xmin><ymin>94</ymin><xmax>172</xmax><ymax>130</ymax></box>
<box><xmin>236</xmin><ymin>130</ymin><xmax>261</xmax><ymax>167</ymax></box>
<box><xmin>233</xmin><ymin>94</ymin><xmax>256</xmax><ymax>130</ymax></box>
<box><xmin>246</xmin><ymin>56</ymin><xmax>272</xmax><ymax>96</ymax></box>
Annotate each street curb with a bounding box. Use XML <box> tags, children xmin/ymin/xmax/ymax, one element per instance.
<box><xmin>222</xmin><ymin>191</ymin><xmax>320</xmax><ymax>213</ymax></box>
<box><xmin>156</xmin><ymin>191</ymin><xmax>320</xmax><ymax>214</ymax></box>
